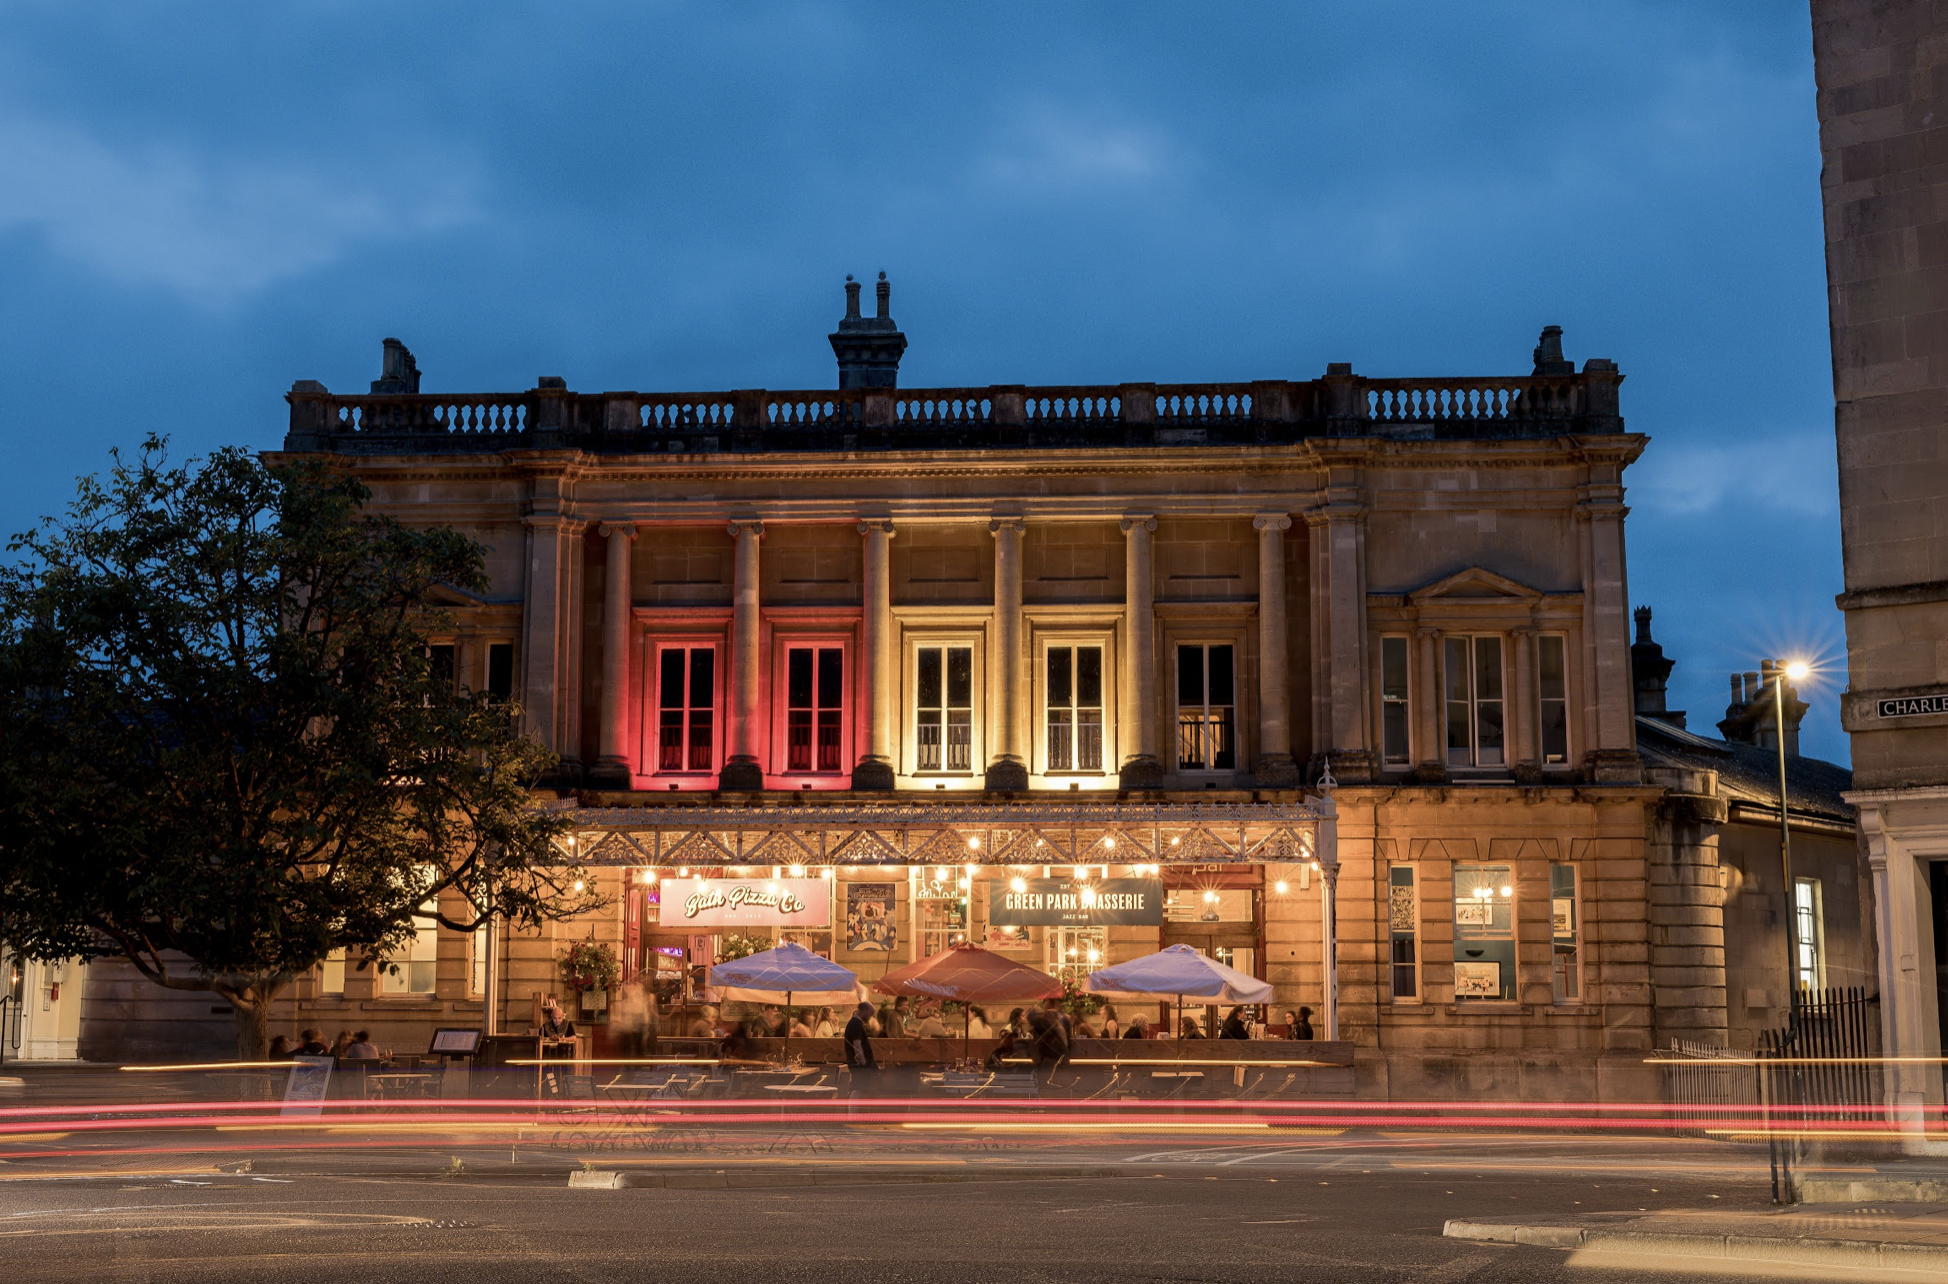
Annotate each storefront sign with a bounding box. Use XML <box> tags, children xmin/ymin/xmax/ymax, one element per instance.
<box><xmin>988</xmin><ymin>877</ymin><xmax>1163</xmax><ymax>927</ymax></box>
<box><xmin>1877</xmin><ymin>691</ymin><xmax>1948</xmax><ymax>719</ymax></box>
<box><xmin>660</xmin><ymin>878</ymin><xmax>829</xmax><ymax>928</ymax></box>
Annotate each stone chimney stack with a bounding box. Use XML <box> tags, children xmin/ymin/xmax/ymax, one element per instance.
<box><xmin>829</xmin><ymin>272</ymin><xmax>908</xmax><ymax>390</ymax></box>
<box><xmin>1531</xmin><ymin>325</ymin><xmax>1574</xmax><ymax>376</ymax></box>
<box><xmin>1629</xmin><ymin>606</ymin><xmax>1685</xmax><ymax>728</ymax></box>
<box><xmin>372</xmin><ymin>338</ymin><xmax>421</xmax><ymax>394</ymax></box>
<box><xmin>1718</xmin><ymin>658</ymin><xmax>1809</xmax><ymax>755</ymax></box>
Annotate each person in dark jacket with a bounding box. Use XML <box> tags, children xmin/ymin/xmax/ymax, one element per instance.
<box><xmin>842</xmin><ymin>1000</ymin><xmax>877</xmax><ymax>1096</ymax></box>
<box><xmin>1219</xmin><ymin>1006</ymin><xmax>1251</xmax><ymax>1040</ymax></box>
<box><xmin>1287</xmin><ymin>1007</ymin><xmax>1316</xmax><ymax>1040</ymax></box>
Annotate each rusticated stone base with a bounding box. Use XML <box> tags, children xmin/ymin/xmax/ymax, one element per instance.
<box><xmin>718</xmin><ymin>757</ymin><xmax>764</xmax><ymax>791</ymax></box>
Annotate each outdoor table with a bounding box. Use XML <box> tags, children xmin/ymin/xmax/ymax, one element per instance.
<box><xmin>367</xmin><ymin>1071</ymin><xmax>437</xmax><ymax>1101</ymax></box>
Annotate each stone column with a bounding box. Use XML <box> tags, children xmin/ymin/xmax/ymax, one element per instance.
<box><xmin>1510</xmin><ymin>626</ymin><xmax>1537</xmax><ymax>781</ymax></box>
<box><xmin>1644</xmin><ymin>766</ymin><xmax>1729</xmax><ymax>1049</ymax></box>
<box><xmin>1303</xmin><ymin>475</ymin><xmax>1374</xmax><ymax>782</ymax></box>
<box><xmin>1252</xmin><ymin>513</ymin><xmax>1298</xmax><ymax>786</ymax></box>
<box><xmin>1578</xmin><ymin>464</ymin><xmax>1640</xmax><ymax>782</ymax></box>
<box><xmin>520</xmin><ymin>512</ymin><xmax>566</xmax><ymax>758</ymax></box>
<box><xmin>721</xmin><ymin>520</ymin><xmax>765</xmax><ymax>791</ymax></box>
<box><xmin>1413</xmin><ymin>625</ymin><xmax>1444</xmax><ymax>782</ymax></box>
<box><xmin>1861</xmin><ymin>801</ymin><xmax>1945</xmax><ymax>1146</ymax></box>
<box><xmin>1120</xmin><ymin>515</ymin><xmax>1161</xmax><ymax>788</ymax></box>
<box><xmin>854</xmin><ymin>519</ymin><xmax>896</xmax><ymax>790</ymax></box>
<box><xmin>590</xmin><ymin>523</ymin><xmax>636</xmax><ymax>788</ymax></box>
<box><xmin>987</xmin><ymin>517</ymin><xmax>1028</xmax><ymax>790</ymax></box>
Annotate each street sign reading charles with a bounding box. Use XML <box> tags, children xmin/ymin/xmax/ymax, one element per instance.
<box><xmin>1876</xmin><ymin>691</ymin><xmax>1948</xmax><ymax>719</ymax></box>
<box><xmin>988</xmin><ymin>877</ymin><xmax>1164</xmax><ymax>927</ymax></box>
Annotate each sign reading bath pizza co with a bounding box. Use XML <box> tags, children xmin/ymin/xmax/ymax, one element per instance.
<box><xmin>988</xmin><ymin>877</ymin><xmax>1164</xmax><ymax>927</ymax></box>
<box><xmin>660</xmin><ymin>878</ymin><xmax>830</xmax><ymax>928</ymax></box>
<box><xmin>1877</xmin><ymin>692</ymin><xmax>1948</xmax><ymax>719</ymax></box>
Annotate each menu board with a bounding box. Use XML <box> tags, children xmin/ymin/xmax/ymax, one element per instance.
<box><xmin>281</xmin><ymin>1055</ymin><xmax>334</xmax><ymax>1117</ymax></box>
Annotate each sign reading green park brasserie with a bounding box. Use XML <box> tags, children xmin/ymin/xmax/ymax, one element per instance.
<box><xmin>988</xmin><ymin>878</ymin><xmax>1164</xmax><ymax>927</ymax></box>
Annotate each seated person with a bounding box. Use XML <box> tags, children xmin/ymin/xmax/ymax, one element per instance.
<box><xmin>1180</xmin><ymin>1017</ymin><xmax>1205</xmax><ymax>1040</ymax></box>
<box><xmin>267</xmin><ymin>1035</ymin><xmax>294</xmax><ymax>1060</ymax></box>
<box><xmin>539</xmin><ymin>997</ymin><xmax>577</xmax><ymax>1040</ymax></box>
<box><xmin>1122</xmin><ymin>1014</ymin><xmax>1150</xmax><ymax>1039</ymax></box>
<box><xmin>914</xmin><ymin>1003</ymin><xmax>950</xmax><ymax>1039</ymax></box>
<box><xmin>345</xmin><ymin>1030</ymin><xmax>380</xmax><ymax>1060</ymax></box>
<box><xmin>788</xmin><ymin>1012</ymin><xmax>814</xmax><ymax>1038</ymax></box>
<box><xmin>1071</xmin><ymin>1013</ymin><xmax>1097</xmax><ymax>1039</ymax></box>
<box><xmin>965</xmin><ymin>1006</ymin><xmax>993</xmax><ymax>1039</ymax></box>
<box><xmin>983</xmin><ymin>1028</ymin><xmax>1020</xmax><ymax>1071</ymax></box>
<box><xmin>1219</xmin><ymin>1006</ymin><xmax>1251</xmax><ymax>1040</ymax></box>
<box><xmin>1287</xmin><ymin>1007</ymin><xmax>1316</xmax><ymax>1040</ymax></box>
<box><xmin>719</xmin><ymin>1019</ymin><xmax>764</xmax><ymax>1063</ymax></box>
<box><xmin>687</xmin><ymin>1005</ymin><xmax>719</xmax><ymax>1037</ymax></box>
<box><xmin>813</xmin><ymin>1006</ymin><xmax>837</xmax><ymax>1038</ymax></box>
<box><xmin>296</xmin><ymin>1028</ymin><xmax>331</xmax><ymax>1057</ymax></box>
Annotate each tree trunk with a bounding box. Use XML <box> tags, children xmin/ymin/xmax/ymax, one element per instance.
<box><xmin>235</xmin><ymin>996</ymin><xmax>271</xmax><ymax>1061</ymax></box>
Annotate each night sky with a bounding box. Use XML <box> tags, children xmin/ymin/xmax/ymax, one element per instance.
<box><xmin>0</xmin><ymin>2</ymin><xmax>1847</xmax><ymax>761</ymax></box>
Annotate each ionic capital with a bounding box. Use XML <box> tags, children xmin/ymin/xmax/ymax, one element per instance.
<box><xmin>1119</xmin><ymin>515</ymin><xmax>1157</xmax><ymax>535</ymax></box>
<box><xmin>599</xmin><ymin>522</ymin><xmax>637</xmax><ymax>540</ymax></box>
<box><xmin>727</xmin><ymin>519</ymin><xmax>766</xmax><ymax>540</ymax></box>
<box><xmin>857</xmin><ymin>518</ymin><xmax>897</xmax><ymax>538</ymax></box>
<box><xmin>1252</xmin><ymin>513</ymin><xmax>1293</xmax><ymax>533</ymax></box>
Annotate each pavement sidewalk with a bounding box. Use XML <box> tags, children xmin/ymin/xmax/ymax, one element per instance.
<box><xmin>1448</xmin><ymin>1202</ymin><xmax>1948</xmax><ymax>1276</ymax></box>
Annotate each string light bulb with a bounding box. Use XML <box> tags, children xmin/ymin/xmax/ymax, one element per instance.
<box><xmin>1274</xmin><ymin>880</ymin><xmax>1289</xmax><ymax>895</ymax></box>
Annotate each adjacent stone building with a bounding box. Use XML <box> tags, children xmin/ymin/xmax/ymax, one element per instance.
<box><xmin>225</xmin><ymin>284</ymin><xmax>1861</xmax><ymax>1099</ymax></box>
<box><xmin>1812</xmin><ymin>2</ymin><xmax>1948</xmax><ymax>1135</ymax></box>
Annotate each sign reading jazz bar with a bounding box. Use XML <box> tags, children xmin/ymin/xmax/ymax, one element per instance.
<box><xmin>1877</xmin><ymin>692</ymin><xmax>1948</xmax><ymax>719</ymax></box>
<box><xmin>988</xmin><ymin>878</ymin><xmax>1164</xmax><ymax>927</ymax></box>
<box><xmin>658</xmin><ymin>878</ymin><xmax>830</xmax><ymax>928</ymax></box>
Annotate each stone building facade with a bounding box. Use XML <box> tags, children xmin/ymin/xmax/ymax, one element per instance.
<box><xmin>1812</xmin><ymin>2</ymin><xmax>1948</xmax><ymax>1135</ymax></box>
<box><xmin>243</xmin><ymin>285</ymin><xmax>1830</xmax><ymax>1099</ymax></box>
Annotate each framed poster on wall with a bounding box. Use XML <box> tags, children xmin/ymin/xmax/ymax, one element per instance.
<box><xmin>1452</xmin><ymin>961</ymin><xmax>1502</xmax><ymax>998</ymax></box>
<box><xmin>845</xmin><ymin>883</ymin><xmax>897</xmax><ymax>952</ymax></box>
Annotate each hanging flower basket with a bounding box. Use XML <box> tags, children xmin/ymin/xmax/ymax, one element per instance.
<box><xmin>556</xmin><ymin>941</ymin><xmax>619</xmax><ymax>994</ymax></box>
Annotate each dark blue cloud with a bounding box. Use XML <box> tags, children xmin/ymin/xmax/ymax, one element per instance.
<box><xmin>0</xmin><ymin>0</ymin><xmax>1847</xmax><ymax>759</ymax></box>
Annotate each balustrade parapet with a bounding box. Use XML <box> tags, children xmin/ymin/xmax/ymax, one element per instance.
<box><xmin>283</xmin><ymin>367</ymin><xmax>1624</xmax><ymax>455</ymax></box>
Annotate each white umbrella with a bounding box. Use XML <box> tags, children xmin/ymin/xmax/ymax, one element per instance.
<box><xmin>707</xmin><ymin>943</ymin><xmax>860</xmax><ymax>1059</ymax></box>
<box><xmin>1086</xmin><ymin>944</ymin><xmax>1273</xmax><ymax>1040</ymax></box>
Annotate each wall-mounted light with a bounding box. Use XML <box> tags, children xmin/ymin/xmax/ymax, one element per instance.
<box><xmin>1274</xmin><ymin>880</ymin><xmax>1289</xmax><ymax>895</ymax></box>
<box><xmin>789</xmin><ymin>864</ymin><xmax>806</xmax><ymax>878</ymax></box>
<box><xmin>1010</xmin><ymin>876</ymin><xmax>1027</xmax><ymax>893</ymax></box>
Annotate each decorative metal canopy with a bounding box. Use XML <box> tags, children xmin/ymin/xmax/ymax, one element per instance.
<box><xmin>552</xmin><ymin>800</ymin><xmax>1326</xmax><ymax>870</ymax></box>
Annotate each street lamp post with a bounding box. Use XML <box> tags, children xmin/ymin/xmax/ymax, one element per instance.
<box><xmin>1774</xmin><ymin>661</ymin><xmax>1810</xmax><ymax>1036</ymax></box>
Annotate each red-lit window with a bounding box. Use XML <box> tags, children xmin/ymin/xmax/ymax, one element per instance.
<box><xmin>656</xmin><ymin>646</ymin><xmax>716</xmax><ymax>772</ymax></box>
<box><xmin>786</xmin><ymin>646</ymin><xmax>844</xmax><ymax>773</ymax></box>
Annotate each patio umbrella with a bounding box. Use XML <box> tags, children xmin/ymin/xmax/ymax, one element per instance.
<box><xmin>1085</xmin><ymin>944</ymin><xmax>1273</xmax><ymax>1041</ymax></box>
<box><xmin>873</xmin><ymin>944</ymin><xmax>1062</xmax><ymax>1062</ymax></box>
<box><xmin>707</xmin><ymin>942</ymin><xmax>860</xmax><ymax>1061</ymax></box>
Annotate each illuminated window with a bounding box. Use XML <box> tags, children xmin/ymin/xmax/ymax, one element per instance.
<box><xmin>1389</xmin><ymin>866</ymin><xmax>1418</xmax><ymax>1000</ymax></box>
<box><xmin>1379</xmin><ymin>636</ymin><xmax>1411</xmax><ymax>766</ymax></box>
<box><xmin>786</xmin><ymin>646</ymin><xmax>845</xmax><ymax>773</ymax></box>
<box><xmin>1794</xmin><ymin>877</ymin><xmax>1824</xmax><ymax>992</ymax></box>
<box><xmin>470</xmin><ymin>922</ymin><xmax>490</xmax><ymax>996</ymax></box>
<box><xmin>1538</xmin><ymin>635</ymin><xmax>1570</xmax><ymax>767</ymax></box>
<box><xmin>915</xmin><ymin>645</ymin><xmax>974</xmax><ymax>772</ymax></box>
<box><xmin>1046</xmin><ymin>645</ymin><xmax>1104</xmax><ymax>772</ymax></box>
<box><xmin>1046</xmin><ymin>926</ymin><xmax>1107</xmax><ymax>984</ymax></box>
<box><xmin>1444</xmin><ymin>636</ymin><xmax>1505</xmax><ymax>768</ymax></box>
<box><xmin>1176</xmin><ymin>644</ymin><xmax>1236</xmax><ymax>772</ymax></box>
<box><xmin>656</xmin><ymin>646</ymin><xmax>717</xmax><ymax>773</ymax></box>
<box><xmin>1551</xmin><ymin>863</ymin><xmax>1580</xmax><ymax>1003</ymax></box>
<box><xmin>1451</xmin><ymin>863</ymin><xmax>1515</xmax><ymax>1002</ymax></box>
<box><xmin>383</xmin><ymin>881</ymin><xmax>439</xmax><ymax>996</ymax></box>
<box><xmin>320</xmin><ymin>948</ymin><xmax>346</xmax><ymax>995</ymax></box>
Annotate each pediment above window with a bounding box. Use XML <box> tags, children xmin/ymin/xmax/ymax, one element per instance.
<box><xmin>1405</xmin><ymin>566</ymin><xmax>1545</xmax><ymax>605</ymax></box>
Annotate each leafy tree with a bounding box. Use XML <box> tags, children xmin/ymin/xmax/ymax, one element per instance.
<box><xmin>0</xmin><ymin>438</ymin><xmax>598</xmax><ymax>1058</ymax></box>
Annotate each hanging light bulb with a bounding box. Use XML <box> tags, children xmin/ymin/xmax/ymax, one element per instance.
<box><xmin>1086</xmin><ymin>948</ymin><xmax>1100</xmax><ymax>963</ymax></box>
<box><xmin>678</xmin><ymin>867</ymin><xmax>690</xmax><ymax>878</ymax></box>
<box><xmin>1274</xmin><ymin>880</ymin><xmax>1289</xmax><ymax>895</ymax></box>
<box><xmin>1010</xmin><ymin>876</ymin><xmax>1027</xmax><ymax>893</ymax></box>
<box><xmin>1499</xmin><ymin>885</ymin><xmax>1513</xmax><ymax>898</ymax></box>
<box><xmin>1102</xmin><ymin>836</ymin><xmax>1116</xmax><ymax>850</ymax></box>
<box><xmin>966</xmin><ymin>836</ymin><xmax>980</xmax><ymax>850</ymax></box>
<box><xmin>573</xmin><ymin>879</ymin><xmax>585</xmax><ymax>893</ymax></box>
<box><xmin>789</xmin><ymin>864</ymin><xmax>806</xmax><ymax>878</ymax></box>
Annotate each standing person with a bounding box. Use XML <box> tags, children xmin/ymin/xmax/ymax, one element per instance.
<box><xmin>1099</xmin><ymin>1005</ymin><xmax>1121</xmax><ymax>1039</ymax></box>
<box><xmin>842</xmin><ymin>1000</ymin><xmax>878</xmax><ymax>1097</ymax></box>
<box><xmin>1288</xmin><ymin>1007</ymin><xmax>1315</xmax><ymax>1040</ymax></box>
<box><xmin>1027</xmin><ymin>1009</ymin><xmax>1067</xmax><ymax>1087</ymax></box>
<box><xmin>1042</xmin><ymin>998</ymin><xmax>1073</xmax><ymax>1046</ymax></box>
<box><xmin>611</xmin><ymin>976</ymin><xmax>653</xmax><ymax>1060</ymax></box>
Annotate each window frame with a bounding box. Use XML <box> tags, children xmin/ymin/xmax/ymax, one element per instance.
<box><xmin>1443</xmin><ymin>634</ymin><xmax>1507</xmax><ymax>770</ymax></box>
<box><xmin>1174</xmin><ymin>641</ymin><xmax>1239</xmax><ymax>774</ymax></box>
<box><xmin>1378</xmin><ymin>635</ymin><xmax>1412</xmax><ymax>768</ymax></box>
<box><xmin>771</xmin><ymin>635</ymin><xmax>853</xmax><ymax>780</ymax></box>
<box><xmin>1451</xmin><ymin>862</ymin><xmax>1516</xmax><ymax>1003</ymax></box>
<box><xmin>1793</xmin><ymin>876</ymin><xmax>1825</xmax><ymax>993</ymax></box>
<box><xmin>1389</xmin><ymin>865</ymin><xmax>1420</xmax><ymax>1002</ymax></box>
<box><xmin>1536</xmin><ymin>633</ymin><xmax>1572</xmax><ymax>770</ymax></box>
<box><xmin>1550</xmin><ymin>863</ymin><xmax>1582</xmax><ymax>1004</ymax></box>
<box><xmin>905</xmin><ymin>635</ymin><xmax>983</xmax><ymax>777</ymax></box>
<box><xmin>645</xmin><ymin>640</ymin><xmax>724</xmax><ymax>778</ymax></box>
<box><xmin>1038</xmin><ymin>636</ymin><xmax>1113</xmax><ymax>778</ymax></box>
<box><xmin>381</xmin><ymin>897</ymin><xmax>441</xmax><ymax>998</ymax></box>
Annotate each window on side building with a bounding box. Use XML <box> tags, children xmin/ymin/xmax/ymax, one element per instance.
<box><xmin>486</xmin><ymin>642</ymin><xmax>515</xmax><ymax>702</ymax></box>
<box><xmin>1176</xmin><ymin>643</ymin><xmax>1236</xmax><ymax>772</ymax></box>
<box><xmin>786</xmin><ymin>645</ymin><xmax>845</xmax><ymax>774</ymax></box>
<box><xmin>1551</xmin><ymin>863</ymin><xmax>1581</xmax><ymax>1003</ymax></box>
<box><xmin>1538</xmin><ymin>635</ymin><xmax>1570</xmax><ymax>768</ymax></box>
<box><xmin>1451</xmin><ymin>863</ymin><xmax>1515</xmax><ymax>1001</ymax></box>
<box><xmin>1443</xmin><ymin>636</ymin><xmax>1505</xmax><ymax>768</ymax></box>
<box><xmin>1379</xmin><ymin>636</ymin><xmax>1411</xmax><ymax>767</ymax></box>
<box><xmin>470</xmin><ymin>920</ymin><xmax>490</xmax><ymax>996</ymax></box>
<box><xmin>382</xmin><ymin>903</ymin><xmax>439</xmax><ymax>997</ymax></box>
<box><xmin>1046</xmin><ymin>644</ymin><xmax>1105</xmax><ymax>773</ymax></box>
<box><xmin>656</xmin><ymin>645</ymin><xmax>717</xmax><ymax>773</ymax></box>
<box><xmin>320</xmin><ymin>948</ymin><xmax>347</xmax><ymax>996</ymax></box>
<box><xmin>1793</xmin><ymin>877</ymin><xmax>1825</xmax><ymax>993</ymax></box>
<box><xmin>1389</xmin><ymin>866</ymin><xmax>1419</xmax><ymax>1000</ymax></box>
<box><xmin>915</xmin><ymin>644</ymin><xmax>974</xmax><ymax>773</ymax></box>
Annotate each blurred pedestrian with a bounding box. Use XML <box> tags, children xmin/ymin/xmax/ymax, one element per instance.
<box><xmin>345</xmin><ymin>1030</ymin><xmax>379</xmax><ymax>1059</ymax></box>
<box><xmin>843</xmin><ymin>1000</ymin><xmax>878</xmax><ymax>1096</ymax></box>
<box><xmin>966</xmin><ymin>1006</ymin><xmax>993</xmax><ymax>1038</ymax></box>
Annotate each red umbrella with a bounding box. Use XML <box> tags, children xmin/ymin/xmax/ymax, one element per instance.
<box><xmin>872</xmin><ymin>944</ymin><xmax>1062</xmax><ymax>1063</ymax></box>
